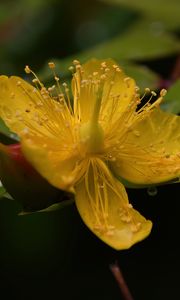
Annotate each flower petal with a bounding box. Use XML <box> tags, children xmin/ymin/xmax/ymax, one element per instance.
<box><xmin>75</xmin><ymin>158</ymin><xmax>152</xmax><ymax>250</ymax></box>
<box><xmin>0</xmin><ymin>75</ymin><xmax>73</xmax><ymax>139</ymax></box>
<box><xmin>0</xmin><ymin>75</ymin><xmax>83</xmax><ymax>192</ymax></box>
<box><xmin>111</xmin><ymin>108</ymin><xmax>180</xmax><ymax>185</ymax></box>
<box><xmin>72</xmin><ymin>59</ymin><xmax>136</xmax><ymax>128</ymax></box>
<box><xmin>21</xmin><ymin>135</ymin><xmax>84</xmax><ymax>192</ymax></box>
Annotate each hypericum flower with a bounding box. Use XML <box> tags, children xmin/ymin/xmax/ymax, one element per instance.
<box><xmin>0</xmin><ymin>59</ymin><xmax>180</xmax><ymax>249</ymax></box>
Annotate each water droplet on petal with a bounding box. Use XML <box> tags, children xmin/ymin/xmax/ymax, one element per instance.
<box><xmin>147</xmin><ymin>186</ymin><xmax>157</xmax><ymax>196</ymax></box>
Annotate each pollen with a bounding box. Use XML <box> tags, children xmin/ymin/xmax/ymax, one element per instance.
<box><xmin>101</xmin><ymin>62</ymin><xmax>107</xmax><ymax>68</ymax></box>
<box><xmin>160</xmin><ymin>88</ymin><xmax>167</xmax><ymax>97</ymax></box>
<box><xmin>53</xmin><ymin>78</ymin><xmax>59</xmax><ymax>85</ymax></box>
<box><xmin>48</xmin><ymin>62</ymin><xmax>55</xmax><ymax>69</ymax></box>
<box><xmin>24</xmin><ymin>65</ymin><xmax>31</xmax><ymax>74</ymax></box>
<box><xmin>151</xmin><ymin>91</ymin><xmax>157</xmax><ymax>97</ymax></box>
<box><xmin>73</xmin><ymin>59</ymin><xmax>80</xmax><ymax>65</ymax></box>
<box><xmin>32</xmin><ymin>78</ymin><xmax>39</xmax><ymax>84</ymax></box>
<box><xmin>68</xmin><ymin>66</ymin><xmax>74</xmax><ymax>72</ymax></box>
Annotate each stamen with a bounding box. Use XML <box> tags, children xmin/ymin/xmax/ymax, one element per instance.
<box><xmin>101</xmin><ymin>62</ymin><xmax>107</xmax><ymax>68</ymax></box>
<box><xmin>48</xmin><ymin>62</ymin><xmax>55</xmax><ymax>69</ymax></box>
<box><xmin>62</xmin><ymin>82</ymin><xmax>72</xmax><ymax>112</ymax></box>
<box><xmin>68</xmin><ymin>66</ymin><xmax>75</xmax><ymax>73</ymax></box>
<box><xmin>160</xmin><ymin>88</ymin><xmax>167</xmax><ymax>97</ymax></box>
<box><xmin>24</xmin><ymin>65</ymin><xmax>31</xmax><ymax>74</ymax></box>
<box><xmin>24</xmin><ymin>65</ymin><xmax>44</xmax><ymax>88</ymax></box>
<box><xmin>73</xmin><ymin>59</ymin><xmax>80</xmax><ymax>65</ymax></box>
<box><xmin>151</xmin><ymin>91</ymin><xmax>157</xmax><ymax>97</ymax></box>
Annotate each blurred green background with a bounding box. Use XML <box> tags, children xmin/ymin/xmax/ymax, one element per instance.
<box><xmin>0</xmin><ymin>0</ymin><xmax>180</xmax><ymax>299</ymax></box>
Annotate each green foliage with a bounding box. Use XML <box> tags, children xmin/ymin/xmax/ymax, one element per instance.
<box><xmin>100</xmin><ymin>0</ymin><xmax>180</xmax><ymax>29</ymax></box>
<box><xmin>19</xmin><ymin>198</ymin><xmax>74</xmax><ymax>215</ymax></box>
<box><xmin>122</xmin><ymin>63</ymin><xmax>160</xmax><ymax>90</ymax></box>
<box><xmin>73</xmin><ymin>21</ymin><xmax>180</xmax><ymax>61</ymax></box>
<box><xmin>162</xmin><ymin>80</ymin><xmax>180</xmax><ymax>114</ymax></box>
<box><xmin>0</xmin><ymin>185</ymin><xmax>6</xmax><ymax>198</ymax></box>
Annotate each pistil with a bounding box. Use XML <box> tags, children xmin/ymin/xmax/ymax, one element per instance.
<box><xmin>80</xmin><ymin>73</ymin><xmax>106</xmax><ymax>154</ymax></box>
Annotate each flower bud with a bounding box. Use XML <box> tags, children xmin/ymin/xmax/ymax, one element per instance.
<box><xmin>0</xmin><ymin>143</ymin><xmax>69</xmax><ymax>212</ymax></box>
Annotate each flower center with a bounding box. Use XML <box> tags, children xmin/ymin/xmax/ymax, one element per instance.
<box><xmin>80</xmin><ymin>121</ymin><xmax>104</xmax><ymax>154</ymax></box>
<box><xmin>80</xmin><ymin>69</ymin><xmax>106</xmax><ymax>154</ymax></box>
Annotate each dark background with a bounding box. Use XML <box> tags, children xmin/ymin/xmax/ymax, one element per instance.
<box><xmin>0</xmin><ymin>183</ymin><xmax>179</xmax><ymax>300</ymax></box>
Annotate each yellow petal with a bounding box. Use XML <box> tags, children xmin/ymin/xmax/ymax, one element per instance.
<box><xmin>21</xmin><ymin>135</ymin><xmax>83</xmax><ymax>192</ymax></box>
<box><xmin>75</xmin><ymin>158</ymin><xmax>152</xmax><ymax>250</ymax></box>
<box><xmin>72</xmin><ymin>59</ymin><xmax>136</xmax><ymax>129</ymax></box>
<box><xmin>111</xmin><ymin>108</ymin><xmax>180</xmax><ymax>185</ymax></box>
<box><xmin>0</xmin><ymin>75</ymin><xmax>73</xmax><ymax>139</ymax></box>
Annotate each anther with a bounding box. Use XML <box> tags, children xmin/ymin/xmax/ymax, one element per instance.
<box><xmin>55</xmin><ymin>76</ymin><xmax>59</xmax><ymax>82</ymax></box>
<box><xmin>48</xmin><ymin>62</ymin><xmax>55</xmax><ymax>69</ymax></box>
<box><xmin>113</xmin><ymin>64</ymin><xmax>118</xmax><ymax>69</ymax></box>
<box><xmin>151</xmin><ymin>91</ymin><xmax>157</xmax><ymax>97</ymax></box>
<box><xmin>160</xmin><ymin>89</ymin><xmax>167</xmax><ymax>97</ymax></box>
<box><xmin>127</xmin><ymin>204</ymin><xmax>133</xmax><ymax>209</ymax></box>
<box><xmin>135</xmin><ymin>86</ymin><xmax>140</xmax><ymax>92</ymax></box>
<box><xmin>73</xmin><ymin>59</ymin><xmax>80</xmax><ymax>65</ymax></box>
<box><xmin>48</xmin><ymin>85</ymin><xmax>55</xmax><ymax>92</ymax></box>
<box><xmin>101</xmin><ymin>62</ymin><xmax>107</xmax><ymax>68</ymax></box>
<box><xmin>68</xmin><ymin>66</ymin><xmax>74</xmax><ymax>72</ymax></box>
<box><xmin>76</xmin><ymin>64</ymin><xmax>81</xmax><ymax>70</ymax></box>
<box><xmin>115</xmin><ymin>67</ymin><xmax>121</xmax><ymax>73</ymax></box>
<box><xmin>100</xmin><ymin>74</ymin><xmax>106</xmax><ymax>81</ymax></box>
<box><xmin>32</xmin><ymin>78</ymin><xmax>39</xmax><ymax>84</ymax></box>
<box><xmin>24</xmin><ymin>65</ymin><xmax>31</xmax><ymax>74</ymax></box>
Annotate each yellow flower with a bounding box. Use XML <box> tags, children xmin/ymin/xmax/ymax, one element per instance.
<box><xmin>0</xmin><ymin>59</ymin><xmax>180</xmax><ymax>250</ymax></box>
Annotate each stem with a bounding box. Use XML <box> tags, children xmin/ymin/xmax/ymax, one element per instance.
<box><xmin>110</xmin><ymin>261</ymin><xmax>134</xmax><ymax>300</ymax></box>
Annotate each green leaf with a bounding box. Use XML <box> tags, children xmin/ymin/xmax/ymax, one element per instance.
<box><xmin>122</xmin><ymin>63</ymin><xmax>159</xmax><ymax>90</ymax></box>
<box><xmin>161</xmin><ymin>80</ymin><xmax>180</xmax><ymax>114</ymax></box>
<box><xmin>81</xmin><ymin>20</ymin><xmax>180</xmax><ymax>61</ymax></box>
<box><xmin>100</xmin><ymin>0</ymin><xmax>180</xmax><ymax>29</ymax></box>
<box><xmin>0</xmin><ymin>182</ymin><xmax>14</xmax><ymax>200</ymax></box>
<box><xmin>40</xmin><ymin>20</ymin><xmax>180</xmax><ymax>82</ymax></box>
<box><xmin>0</xmin><ymin>185</ymin><xmax>6</xmax><ymax>198</ymax></box>
<box><xmin>19</xmin><ymin>199</ymin><xmax>74</xmax><ymax>215</ymax></box>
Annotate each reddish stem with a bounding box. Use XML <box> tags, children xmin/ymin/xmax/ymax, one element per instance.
<box><xmin>110</xmin><ymin>262</ymin><xmax>134</xmax><ymax>300</ymax></box>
